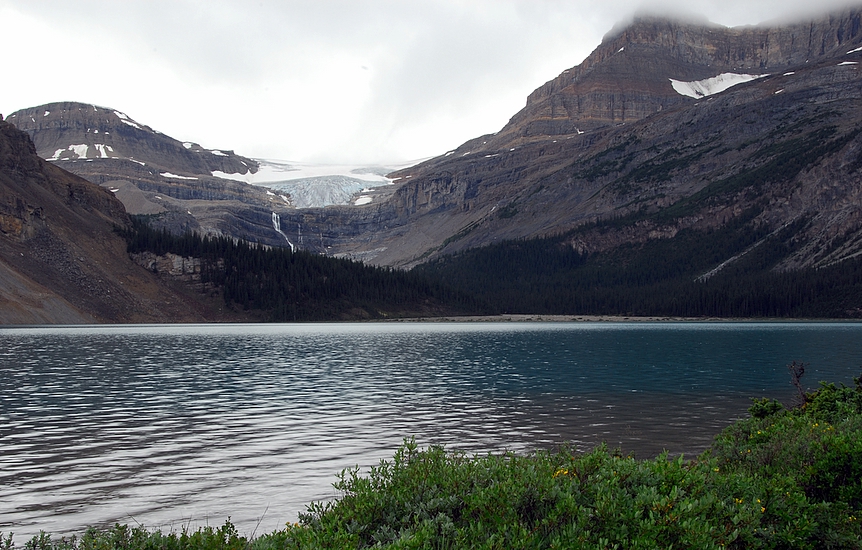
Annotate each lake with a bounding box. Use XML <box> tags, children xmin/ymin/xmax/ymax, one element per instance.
<box><xmin>2</xmin><ymin>321</ymin><xmax>861</xmax><ymax>538</ymax></box>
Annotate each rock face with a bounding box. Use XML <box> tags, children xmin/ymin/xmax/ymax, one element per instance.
<box><xmin>269</xmin><ymin>7</ymin><xmax>862</xmax><ymax>272</ymax></box>
<box><xmin>0</xmin><ymin>117</ymin><xmax>251</xmax><ymax>324</ymax></box>
<box><xmin>8</xmin><ymin>102</ymin><xmax>294</xmax><ymax>246</ymax></box>
<box><xmin>488</xmin><ymin>10</ymin><xmax>862</xmax><ymax>151</ymax></box>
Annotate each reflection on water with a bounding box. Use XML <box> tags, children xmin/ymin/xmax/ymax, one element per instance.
<box><xmin>1</xmin><ymin>322</ymin><xmax>861</xmax><ymax>538</ymax></box>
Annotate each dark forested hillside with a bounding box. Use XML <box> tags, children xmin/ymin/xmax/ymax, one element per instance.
<box><xmin>121</xmin><ymin>218</ymin><xmax>485</xmax><ymax>321</ymax></box>
<box><xmin>413</xmin><ymin>216</ymin><xmax>862</xmax><ymax>318</ymax></box>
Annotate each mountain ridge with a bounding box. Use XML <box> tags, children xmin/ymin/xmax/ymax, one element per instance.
<box><xmin>352</xmin><ymin>6</ymin><xmax>862</xmax><ymax>269</ymax></box>
<box><xmin>8</xmin><ymin>101</ymin><xmax>297</xmax><ymax>246</ymax></box>
<box><xmin>431</xmin><ymin>8</ymin><xmax>862</xmax><ymax>157</ymax></box>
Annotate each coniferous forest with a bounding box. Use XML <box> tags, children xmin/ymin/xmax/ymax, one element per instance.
<box><xmin>123</xmin><ymin>214</ymin><xmax>862</xmax><ymax>321</ymax></box>
<box><xmin>120</xmin><ymin>217</ymin><xmax>486</xmax><ymax>321</ymax></box>
<box><xmin>414</xmin><ymin>214</ymin><xmax>862</xmax><ymax>319</ymax></box>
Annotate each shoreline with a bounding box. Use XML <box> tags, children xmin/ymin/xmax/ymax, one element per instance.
<box><xmin>388</xmin><ymin>314</ymin><xmax>857</xmax><ymax>323</ymax></box>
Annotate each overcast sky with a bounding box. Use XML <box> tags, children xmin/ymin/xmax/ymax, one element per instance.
<box><xmin>0</xmin><ymin>0</ymin><xmax>856</xmax><ymax>164</ymax></box>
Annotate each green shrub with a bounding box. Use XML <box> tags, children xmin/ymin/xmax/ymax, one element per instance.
<box><xmin>4</xmin><ymin>521</ymin><xmax>248</xmax><ymax>550</ymax></box>
<box><xmin>748</xmin><ymin>397</ymin><xmax>785</xmax><ymax>419</ymax></box>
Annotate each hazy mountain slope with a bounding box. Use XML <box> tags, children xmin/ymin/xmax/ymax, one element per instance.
<box><xmin>274</xmin><ymin>7</ymin><xmax>862</xmax><ymax>271</ymax></box>
<box><xmin>399</xmin><ymin>51</ymin><xmax>862</xmax><ymax>270</ymax></box>
<box><xmin>0</xmin><ymin>117</ymin><xmax>247</xmax><ymax>324</ymax></box>
<box><xmin>8</xmin><ymin>102</ymin><xmax>408</xmax><ymax>246</ymax></box>
<box><xmin>483</xmin><ymin>10</ymin><xmax>862</xmax><ymax>151</ymax></box>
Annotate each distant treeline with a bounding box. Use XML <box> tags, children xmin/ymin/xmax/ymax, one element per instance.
<box><xmin>415</xmin><ymin>213</ymin><xmax>862</xmax><ymax>318</ymax></box>
<box><xmin>123</xmin><ymin>214</ymin><xmax>862</xmax><ymax>320</ymax></box>
<box><xmin>121</xmin><ymin>217</ymin><xmax>485</xmax><ymax>321</ymax></box>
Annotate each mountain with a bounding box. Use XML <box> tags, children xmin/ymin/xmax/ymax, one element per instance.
<box><xmin>0</xmin><ymin>116</ymin><xmax>253</xmax><ymax>324</ymax></box>
<box><xmin>0</xmin><ymin>117</ymin><xmax>480</xmax><ymax>323</ymax></box>
<box><xmin>8</xmin><ymin>103</ymin><xmax>409</xmax><ymax>247</ymax></box>
<box><xmin>483</xmin><ymin>10</ymin><xmax>862</xmax><ymax>151</ymax></box>
<box><xmin>7</xmin><ymin>102</ymin><xmax>300</xmax><ymax>246</ymax></box>
<box><xmin>257</xmin><ymin>7</ymin><xmax>862</xmax><ymax>273</ymax></box>
<box><xmin>9</xmin><ymin>7</ymin><xmax>862</xmax><ymax>310</ymax></box>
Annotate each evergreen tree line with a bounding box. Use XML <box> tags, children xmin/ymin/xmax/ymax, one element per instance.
<box><xmin>414</xmin><ymin>215</ymin><xmax>862</xmax><ymax>318</ymax></box>
<box><xmin>122</xmin><ymin>214</ymin><xmax>862</xmax><ymax>320</ymax></box>
<box><xmin>120</xmin><ymin>217</ymin><xmax>485</xmax><ymax>321</ymax></box>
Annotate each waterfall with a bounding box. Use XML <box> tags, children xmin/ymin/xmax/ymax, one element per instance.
<box><xmin>271</xmin><ymin>212</ymin><xmax>295</xmax><ymax>252</ymax></box>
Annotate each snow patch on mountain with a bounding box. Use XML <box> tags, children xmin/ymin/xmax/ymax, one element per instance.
<box><xmin>669</xmin><ymin>73</ymin><xmax>767</xmax><ymax>99</ymax></box>
<box><xmin>69</xmin><ymin>144</ymin><xmax>89</xmax><ymax>158</ymax></box>
<box><xmin>94</xmin><ymin>144</ymin><xmax>114</xmax><ymax>158</ymax></box>
<box><xmin>161</xmin><ymin>172</ymin><xmax>198</xmax><ymax>180</ymax></box>
<box><xmin>113</xmin><ymin>110</ymin><xmax>143</xmax><ymax>130</ymax></box>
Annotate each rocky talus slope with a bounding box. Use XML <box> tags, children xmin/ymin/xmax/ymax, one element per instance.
<box><xmin>0</xmin><ymin>117</ymin><xmax>250</xmax><ymax>324</ymax></box>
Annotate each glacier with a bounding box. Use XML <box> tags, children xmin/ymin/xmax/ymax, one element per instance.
<box><xmin>213</xmin><ymin>158</ymin><xmax>421</xmax><ymax>208</ymax></box>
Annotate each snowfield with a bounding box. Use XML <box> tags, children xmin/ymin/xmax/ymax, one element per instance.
<box><xmin>669</xmin><ymin>73</ymin><xmax>767</xmax><ymax>99</ymax></box>
<box><xmin>212</xmin><ymin>158</ymin><xmax>415</xmax><ymax>185</ymax></box>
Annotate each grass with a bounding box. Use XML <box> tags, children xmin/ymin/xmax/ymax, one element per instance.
<box><xmin>5</xmin><ymin>371</ymin><xmax>862</xmax><ymax>549</ymax></box>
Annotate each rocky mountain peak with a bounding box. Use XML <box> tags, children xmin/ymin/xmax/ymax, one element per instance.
<box><xmin>0</xmin><ymin>117</ymin><xmax>260</xmax><ymax>323</ymax></box>
<box><xmin>8</xmin><ymin>101</ymin><xmax>258</xmax><ymax>177</ymax></box>
<box><xmin>475</xmin><ymin>7</ymin><xmax>862</xmax><ymax>153</ymax></box>
<box><xmin>356</xmin><ymin>7</ymin><xmax>862</xmax><ymax>269</ymax></box>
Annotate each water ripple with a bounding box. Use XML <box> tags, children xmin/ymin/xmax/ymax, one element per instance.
<box><xmin>2</xmin><ymin>322</ymin><xmax>861</xmax><ymax>538</ymax></box>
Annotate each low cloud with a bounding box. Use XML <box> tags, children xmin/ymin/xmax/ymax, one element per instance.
<box><xmin>2</xmin><ymin>0</ymin><xmax>859</xmax><ymax>163</ymax></box>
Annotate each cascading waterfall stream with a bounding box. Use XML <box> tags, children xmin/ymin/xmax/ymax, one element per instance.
<box><xmin>271</xmin><ymin>211</ymin><xmax>295</xmax><ymax>252</ymax></box>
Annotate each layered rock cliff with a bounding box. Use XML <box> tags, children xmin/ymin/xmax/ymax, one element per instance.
<box><xmin>475</xmin><ymin>9</ymin><xmax>862</xmax><ymax>152</ymax></box>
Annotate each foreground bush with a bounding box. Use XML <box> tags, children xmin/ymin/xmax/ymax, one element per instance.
<box><xmin>0</xmin><ymin>522</ymin><xmax>248</xmax><ymax>550</ymax></box>
<box><xmin>6</xmin><ymin>375</ymin><xmax>862</xmax><ymax>549</ymax></box>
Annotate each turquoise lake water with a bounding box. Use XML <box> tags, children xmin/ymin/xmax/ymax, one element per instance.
<box><xmin>1</xmin><ymin>321</ymin><xmax>861</xmax><ymax>537</ymax></box>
